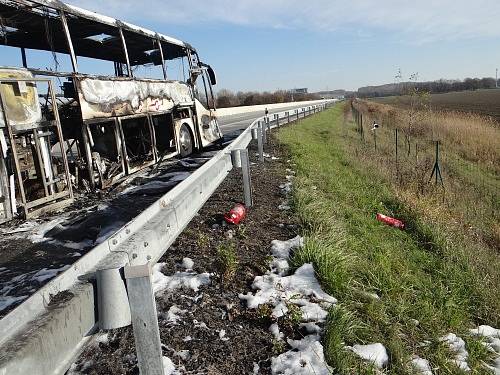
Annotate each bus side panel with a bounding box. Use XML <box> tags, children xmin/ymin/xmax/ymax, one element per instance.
<box><xmin>75</xmin><ymin>77</ymin><xmax>193</xmax><ymax>120</ymax></box>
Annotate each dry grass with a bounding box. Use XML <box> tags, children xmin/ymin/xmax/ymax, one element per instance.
<box><xmin>351</xmin><ymin>99</ymin><xmax>499</xmax><ymax>250</ymax></box>
<box><xmin>358</xmin><ymin>100</ymin><xmax>499</xmax><ymax>169</ymax></box>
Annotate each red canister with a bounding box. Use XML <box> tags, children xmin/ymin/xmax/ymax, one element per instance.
<box><xmin>224</xmin><ymin>203</ymin><xmax>247</xmax><ymax>225</ymax></box>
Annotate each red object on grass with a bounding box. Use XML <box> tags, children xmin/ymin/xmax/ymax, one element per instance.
<box><xmin>224</xmin><ymin>203</ymin><xmax>247</xmax><ymax>225</ymax></box>
<box><xmin>376</xmin><ymin>213</ymin><xmax>405</xmax><ymax>229</ymax></box>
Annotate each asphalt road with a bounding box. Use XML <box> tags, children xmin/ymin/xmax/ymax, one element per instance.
<box><xmin>218</xmin><ymin>103</ymin><xmax>315</xmax><ymax>134</ymax></box>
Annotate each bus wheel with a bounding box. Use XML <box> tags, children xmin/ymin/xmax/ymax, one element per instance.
<box><xmin>179</xmin><ymin>124</ymin><xmax>193</xmax><ymax>157</ymax></box>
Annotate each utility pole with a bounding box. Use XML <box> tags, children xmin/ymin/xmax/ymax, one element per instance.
<box><xmin>496</xmin><ymin>68</ymin><xmax>498</xmax><ymax>88</ymax></box>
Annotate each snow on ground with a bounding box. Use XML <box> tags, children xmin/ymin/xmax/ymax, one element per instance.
<box><xmin>181</xmin><ymin>257</ymin><xmax>194</xmax><ymax>270</ymax></box>
<box><xmin>0</xmin><ymin>264</ymin><xmax>70</xmax><ymax>312</ymax></box>
<box><xmin>440</xmin><ymin>333</ymin><xmax>471</xmax><ymax>371</ymax></box>
<box><xmin>347</xmin><ymin>343</ymin><xmax>389</xmax><ymax>369</ymax></box>
<box><xmin>239</xmin><ymin>235</ymin><xmax>335</xmax><ymax>374</ymax></box>
<box><xmin>270</xmin><ymin>334</ymin><xmax>331</xmax><ymax>375</ymax></box>
<box><xmin>162</xmin><ymin>356</ymin><xmax>182</xmax><ymax>375</ymax></box>
<box><xmin>470</xmin><ymin>325</ymin><xmax>500</xmax><ymax>374</ymax></box>
<box><xmin>410</xmin><ymin>355</ymin><xmax>433</xmax><ymax>375</ymax></box>
<box><xmin>152</xmin><ymin>263</ymin><xmax>210</xmax><ymax>294</ymax></box>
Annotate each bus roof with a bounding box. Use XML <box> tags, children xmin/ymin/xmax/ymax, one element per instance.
<box><xmin>0</xmin><ymin>0</ymin><xmax>194</xmax><ymax>66</ymax></box>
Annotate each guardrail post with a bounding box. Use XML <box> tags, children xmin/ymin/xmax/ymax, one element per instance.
<box><xmin>296</xmin><ymin>109</ymin><xmax>299</xmax><ymax>121</ymax></box>
<box><xmin>276</xmin><ymin>113</ymin><xmax>280</xmax><ymax>128</ymax></box>
<box><xmin>303</xmin><ymin>108</ymin><xmax>306</xmax><ymax>118</ymax></box>
<box><xmin>266</xmin><ymin>117</ymin><xmax>271</xmax><ymax>134</ymax></box>
<box><xmin>125</xmin><ymin>264</ymin><xmax>164</xmax><ymax>375</ymax></box>
<box><xmin>231</xmin><ymin>149</ymin><xmax>253</xmax><ymax>207</ymax></box>
<box><xmin>262</xmin><ymin>119</ymin><xmax>267</xmax><ymax>144</ymax></box>
<box><xmin>240</xmin><ymin>149</ymin><xmax>253</xmax><ymax>207</ymax></box>
<box><xmin>257</xmin><ymin>123</ymin><xmax>264</xmax><ymax>162</ymax></box>
<box><xmin>96</xmin><ymin>266</ymin><xmax>131</xmax><ymax>330</ymax></box>
<box><xmin>287</xmin><ymin>111</ymin><xmax>290</xmax><ymax>123</ymax></box>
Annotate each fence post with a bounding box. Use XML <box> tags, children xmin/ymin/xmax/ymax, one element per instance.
<box><xmin>257</xmin><ymin>123</ymin><xmax>264</xmax><ymax>162</ymax></box>
<box><xmin>395</xmin><ymin>128</ymin><xmax>399</xmax><ymax>176</ymax></box>
<box><xmin>296</xmin><ymin>109</ymin><xmax>299</xmax><ymax>121</ymax></box>
<box><xmin>287</xmin><ymin>111</ymin><xmax>290</xmax><ymax>123</ymax></box>
<box><xmin>124</xmin><ymin>264</ymin><xmax>164</xmax><ymax>375</ymax></box>
<box><xmin>429</xmin><ymin>141</ymin><xmax>444</xmax><ymax>186</ymax></box>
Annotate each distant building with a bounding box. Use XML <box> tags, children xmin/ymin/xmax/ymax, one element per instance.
<box><xmin>288</xmin><ymin>88</ymin><xmax>308</xmax><ymax>94</ymax></box>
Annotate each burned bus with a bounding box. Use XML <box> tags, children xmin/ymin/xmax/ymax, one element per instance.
<box><xmin>0</xmin><ymin>0</ymin><xmax>222</xmax><ymax>223</ymax></box>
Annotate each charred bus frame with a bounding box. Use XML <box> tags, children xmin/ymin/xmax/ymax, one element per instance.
<box><xmin>0</xmin><ymin>0</ymin><xmax>221</xmax><ymax>223</ymax></box>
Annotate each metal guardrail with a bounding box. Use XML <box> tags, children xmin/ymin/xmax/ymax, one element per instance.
<box><xmin>0</xmin><ymin>101</ymin><xmax>334</xmax><ymax>375</ymax></box>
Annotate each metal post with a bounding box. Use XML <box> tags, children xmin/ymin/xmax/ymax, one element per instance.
<box><xmin>276</xmin><ymin>113</ymin><xmax>280</xmax><ymax>128</ymax></box>
<box><xmin>156</xmin><ymin>38</ymin><xmax>167</xmax><ymax>80</ymax></box>
<box><xmin>48</xmin><ymin>81</ymin><xmax>74</xmax><ymax>199</ymax></box>
<box><xmin>125</xmin><ymin>264</ymin><xmax>164</xmax><ymax>375</ymax></box>
<box><xmin>262</xmin><ymin>120</ymin><xmax>267</xmax><ymax>144</ymax></box>
<box><xmin>287</xmin><ymin>111</ymin><xmax>290</xmax><ymax>123</ymax></box>
<box><xmin>119</xmin><ymin>27</ymin><xmax>133</xmax><ymax>77</ymax></box>
<box><xmin>21</xmin><ymin>48</ymin><xmax>27</xmax><ymax>68</ymax></box>
<box><xmin>296</xmin><ymin>109</ymin><xmax>299</xmax><ymax>121</ymax></box>
<box><xmin>257</xmin><ymin>124</ymin><xmax>264</xmax><ymax>162</ymax></box>
<box><xmin>59</xmin><ymin>11</ymin><xmax>78</xmax><ymax>73</ymax></box>
<box><xmin>266</xmin><ymin>117</ymin><xmax>271</xmax><ymax>134</ymax></box>
<box><xmin>240</xmin><ymin>149</ymin><xmax>253</xmax><ymax>207</ymax></box>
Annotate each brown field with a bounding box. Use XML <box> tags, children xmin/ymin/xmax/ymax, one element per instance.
<box><xmin>372</xmin><ymin>89</ymin><xmax>500</xmax><ymax>122</ymax></box>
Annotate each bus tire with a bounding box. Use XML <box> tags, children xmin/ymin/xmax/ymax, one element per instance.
<box><xmin>179</xmin><ymin>124</ymin><xmax>194</xmax><ymax>157</ymax></box>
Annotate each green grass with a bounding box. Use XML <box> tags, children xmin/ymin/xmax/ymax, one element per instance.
<box><xmin>277</xmin><ymin>105</ymin><xmax>500</xmax><ymax>374</ymax></box>
<box><xmin>216</xmin><ymin>241</ymin><xmax>238</xmax><ymax>283</ymax></box>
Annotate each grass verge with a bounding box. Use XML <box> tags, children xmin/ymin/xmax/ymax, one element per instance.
<box><xmin>278</xmin><ymin>104</ymin><xmax>500</xmax><ymax>374</ymax></box>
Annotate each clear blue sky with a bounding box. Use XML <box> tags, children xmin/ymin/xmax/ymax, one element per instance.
<box><xmin>3</xmin><ymin>0</ymin><xmax>500</xmax><ymax>92</ymax></box>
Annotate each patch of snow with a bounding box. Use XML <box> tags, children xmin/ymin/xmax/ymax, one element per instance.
<box><xmin>271</xmin><ymin>302</ymin><xmax>288</xmax><ymax>318</ymax></box>
<box><xmin>253</xmin><ymin>362</ymin><xmax>260</xmax><ymax>374</ymax></box>
<box><xmin>239</xmin><ymin>263</ymin><xmax>336</xmax><ymax>311</ymax></box>
<box><xmin>470</xmin><ymin>325</ymin><xmax>500</xmax><ymax>373</ymax></box>
<box><xmin>152</xmin><ymin>263</ymin><xmax>210</xmax><ymax>293</ymax></box>
<box><xmin>278</xmin><ymin>202</ymin><xmax>291</xmax><ymax>211</ymax></box>
<box><xmin>271</xmin><ymin>335</ymin><xmax>332</xmax><ymax>375</ymax></box>
<box><xmin>410</xmin><ymin>355</ymin><xmax>433</xmax><ymax>375</ymax></box>
<box><xmin>95</xmin><ymin>332</ymin><xmax>109</xmax><ymax>345</ymax></box>
<box><xmin>193</xmin><ymin>320</ymin><xmax>208</xmax><ymax>329</ymax></box>
<box><xmin>440</xmin><ymin>333</ymin><xmax>470</xmax><ymax>372</ymax></box>
<box><xmin>0</xmin><ymin>295</ymin><xmax>28</xmax><ymax>311</ymax></box>
<box><xmin>347</xmin><ymin>343</ymin><xmax>389</xmax><ymax>369</ymax></box>
<box><xmin>300</xmin><ymin>322</ymin><xmax>322</xmax><ymax>334</ymax></box>
<box><xmin>166</xmin><ymin>305</ymin><xmax>187</xmax><ymax>324</ymax></box>
<box><xmin>162</xmin><ymin>356</ymin><xmax>181</xmax><ymax>375</ymax></box>
<box><xmin>32</xmin><ymin>265</ymin><xmax>70</xmax><ymax>283</ymax></box>
<box><xmin>218</xmin><ymin>329</ymin><xmax>229</xmax><ymax>341</ymax></box>
<box><xmin>269</xmin><ymin>323</ymin><xmax>284</xmax><ymax>340</ymax></box>
<box><xmin>181</xmin><ymin>257</ymin><xmax>194</xmax><ymax>270</ymax></box>
<box><xmin>271</xmin><ymin>236</ymin><xmax>303</xmax><ymax>259</ymax></box>
<box><xmin>182</xmin><ymin>336</ymin><xmax>192</xmax><ymax>342</ymax></box>
<box><xmin>174</xmin><ymin>350</ymin><xmax>190</xmax><ymax>361</ymax></box>
<box><xmin>279</xmin><ymin>182</ymin><xmax>293</xmax><ymax>195</ymax></box>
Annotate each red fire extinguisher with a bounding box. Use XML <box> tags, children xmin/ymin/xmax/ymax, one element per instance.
<box><xmin>224</xmin><ymin>203</ymin><xmax>247</xmax><ymax>225</ymax></box>
<box><xmin>376</xmin><ymin>213</ymin><xmax>405</xmax><ymax>230</ymax></box>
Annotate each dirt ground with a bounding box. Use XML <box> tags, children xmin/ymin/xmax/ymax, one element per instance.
<box><xmin>68</xmin><ymin>134</ymin><xmax>302</xmax><ymax>375</ymax></box>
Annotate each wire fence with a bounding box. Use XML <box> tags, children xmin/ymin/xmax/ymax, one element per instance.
<box><xmin>348</xmin><ymin>100</ymin><xmax>499</xmax><ymax>244</ymax></box>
